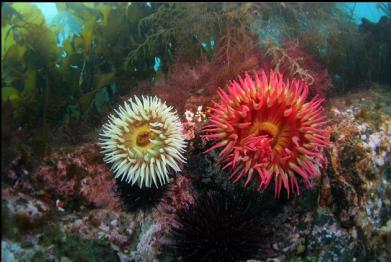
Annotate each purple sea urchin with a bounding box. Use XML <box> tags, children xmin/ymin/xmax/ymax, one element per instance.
<box><xmin>166</xmin><ymin>191</ymin><xmax>272</xmax><ymax>262</ymax></box>
<box><xmin>99</xmin><ymin>96</ymin><xmax>186</xmax><ymax>188</ymax></box>
<box><xmin>114</xmin><ymin>177</ymin><xmax>167</xmax><ymax>212</ymax></box>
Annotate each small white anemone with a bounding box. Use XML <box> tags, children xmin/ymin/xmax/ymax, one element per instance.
<box><xmin>99</xmin><ymin>96</ymin><xmax>187</xmax><ymax>188</ymax></box>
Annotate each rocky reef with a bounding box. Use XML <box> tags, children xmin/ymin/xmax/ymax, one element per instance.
<box><xmin>2</xmin><ymin>84</ymin><xmax>390</xmax><ymax>261</ymax></box>
<box><xmin>2</xmin><ymin>3</ymin><xmax>391</xmax><ymax>262</ymax></box>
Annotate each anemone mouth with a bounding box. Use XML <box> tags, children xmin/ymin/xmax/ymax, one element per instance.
<box><xmin>250</xmin><ymin>120</ymin><xmax>279</xmax><ymax>141</ymax></box>
<box><xmin>136</xmin><ymin>130</ymin><xmax>153</xmax><ymax>147</ymax></box>
<box><xmin>248</xmin><ymin>120</ymin><xmax>291</xmax><ymax>152</ymax></box>
<box><xmin>121</xmin><ymin>123</ymin><xmax>159</xmax><ymax>155</ymax></box>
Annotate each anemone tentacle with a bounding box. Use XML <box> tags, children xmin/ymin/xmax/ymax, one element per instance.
<box><xmin>99</xmin><ymin>96</ymin><xmax>187</xmax><ymax>188</ymax></box>
<box><xmin>203</xmin><ymin>69</ymin><xmax>331</xmax><ymax>198</ymax></box>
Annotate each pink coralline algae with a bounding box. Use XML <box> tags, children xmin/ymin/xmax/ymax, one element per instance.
<box><xmin>159</xmin><ymin>173</ymin><xmax>197</xmax><ymax>214</ymax></box>
<box><xmin>33</xmin><ymin>144</ymin><xmax>120</xmax><ymax>210</ymax></box>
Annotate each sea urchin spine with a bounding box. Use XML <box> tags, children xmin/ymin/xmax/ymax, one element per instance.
<box><xmin>166</xmin><ymin>191</ymin><xmax>271</xmax><ymax>262</ymax></box>
<box><xmin>203</xmin><ymin>70</ymin><xmax>331</xmax><ymax>198</ymax></box>
<box><xmin>99</xmin><ymin>96</ymin><xmax>186</xmax><ymax>188</ymax></box>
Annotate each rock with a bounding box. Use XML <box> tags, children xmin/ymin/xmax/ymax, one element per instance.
<box><xmin>306</xmin><ymin>208</ymin><xmax>361</xmax><ymax>261</ymax></box>
<box><xmin>31</xmin><ymin>143</ymin><xmax>120</xmax><ymax>211</ymax></box>
<box><xmin>2</xmin><ymin>188</ymin><xmax>51</xmax><ymax>234</ymax></box>
<box><xmin>1</xmin><ymin>240</ymin><xmax>49</xmax><ymax>262</ymax></box>
<box><xmin>62</xmin><ymin>209</ymin><xmax>136</xmax><ymax>251</ymax></box>
<box><xmin>324</xmin><ymin>87</ymin><xmax>391</xmax><ymax>259</ymax></box>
